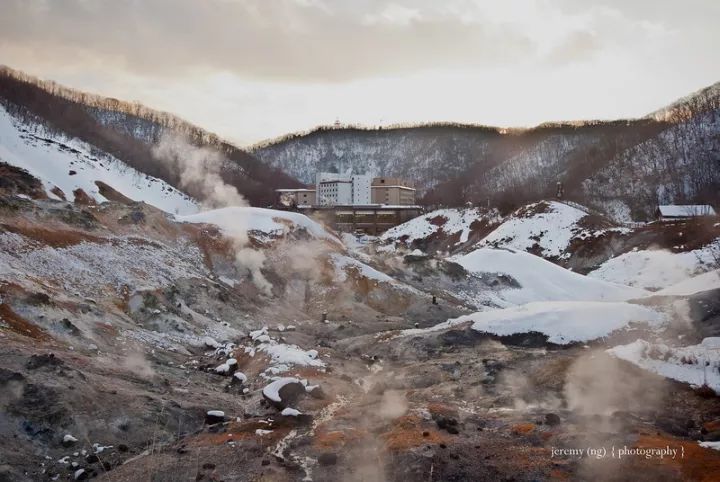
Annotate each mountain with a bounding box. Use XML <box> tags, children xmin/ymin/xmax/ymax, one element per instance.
<box><xmin>0</xmin><ymin>66</ymin><xmax>302</xmax><ymax>207</ymax></box>
<box><xmin>252</xmin><ymin>83</ymin><xmax>720</xmax><ymax>220</ymax></box>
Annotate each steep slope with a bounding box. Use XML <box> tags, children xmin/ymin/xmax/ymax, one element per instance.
<box><xmin>0</xmin><ymin>66</ymin><xmax>303</xmax><ymax>206</ymax></box>
<box><xmin>0</xmin><ymin>104</ymin><xmax>198</xmax><ymax>214</ymax></box>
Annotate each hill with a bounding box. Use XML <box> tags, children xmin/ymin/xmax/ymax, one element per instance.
<box><xmin>0</xmin><ymin>66</ymin><xmax>302</xmax><ymax>207</ymax></box>
<box><xmin>253</xmin><ymin>83</ymin><xmax>720</xmax><ymax>220</ymax></box>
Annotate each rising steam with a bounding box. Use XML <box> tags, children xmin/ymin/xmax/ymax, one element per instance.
<box><xmin>153</xmin><ymin>133</ymin><xmax>273</xmax><ymax>295</ymax></box>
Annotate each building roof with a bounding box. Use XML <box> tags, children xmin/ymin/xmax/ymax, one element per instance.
<box><xmin>370</xmin><ymin>185</ymin><xmax>416</xmax><ymax>190</ymax></box>
<box><xmin>658</xmin><ymin>205</ymin><xmax>716</xmax><ymax>217</ymax></box>
<box><xmin>319</xmin><ymin>180</ymin><xmax>352</xmax><ymax>185</ymax></box>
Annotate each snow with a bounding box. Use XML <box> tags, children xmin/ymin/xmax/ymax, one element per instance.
<box><xmin>608</xmin><ymin>338</ymin><xmax>720</xmax><ymax>392</ymax></box>
<box><xmin>233</xmin><ymin>372</ymin><xmax>248</xmax><ymax>383</ymax></box>
<box><xmin>214</xmin><ymin>358</ymin><xmax>237</xmax><ymax>374</ymax></box>
<box><xmin>451</xmin><ymin>248</ymin><xmax>647</xmax><ymax>306</ymax></box>
<box><xmin>207</xmin><ymin>410</ymin><xmax>225</xmax><ymax>417</ymax></box>
<box><xmin>381</xmin><ymin>207</ymin><xmax>500</xmax><ymax>246</ymax></box>
<box><xmin>0</xmin><ymin>105</ymin><xmax>198</xmax><ymax>215</ymax></box>
<box><xmin>262</xmin><ymin>377</ymin><xmax>301</xmax><ymax>403</ymax></box>
<box><xmin>247</xmin><ymin>327</ymin><xmax>325</xmax><ymax>374</ymax></box>
<box><xmin>63</xmin><ymin>434</ymin><xmax>78</xmax><ymax>444</ymax></box>
<box><xmin>658</xmin><ymin>205</ymin><xmax>716</xmax><ymax>217</ymax></box>
<box><xmin>0</xmin><ymin>232</ymin><xmax>207</xmax><ymax>299</ymax></box>
<box><xmin>445</xmin><ymin>301</ymin><xmax>664</xmax><ymax>345</ymax></box>
<box><xmin>330</xmin><ymin>253</ymin><xmax>422</xmax><ymax>295</ymax></box>
<box><xmin>262</xmin><ymin>344</ymin><xmax>322</xmax><ymax>368</ymax></box>
<box><xmin>655</xmin><ymin>269</ymin><xmax>720</xmax><ymax>297</ymax></box>
<box><xmin>281</xmin><ymin>407</ymin><xmax>302</xmax><ymax>416</ymax></box>
<box><xmin>475</xmin><ymin>201</ymin><xmax>587</xmax><ymax>259</ymax></box>
<box><xmin>699</xmin><ymin>441</ymin><xmax>720</xmax><ymax>451</ymax></box>
<box><xmin>331</xmin><ymin>253</ymin><xmax>394</xmax><ymax>283</ymax></box>
<box><xmin>177</xmin><ymin>207</ymin><xmax>339</xmax><ymax>244</ymax></box>
<box><xmin>589</xmin><ymin>244</ymin><xmax>720</xmax><ymax>290</ymax></box>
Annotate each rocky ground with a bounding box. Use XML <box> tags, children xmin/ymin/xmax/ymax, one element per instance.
<box><xmin>1</xmin><ymin>181</ymin><xmax>720</xmax><ymax>481</ymax></box>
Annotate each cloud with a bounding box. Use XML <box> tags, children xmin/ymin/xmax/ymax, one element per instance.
<box><xmin>0</xmin><ymin>0</ymin><xmax>538</xmax><ymax>82</ymax></box>
<box><xmin>1</xmin><ymin>0</ymin><xmax>719</xmax><ymax>145</ymax></box>
<box><xmin>545</xmin><ymin>30</ymin><xmax>600</xmax><ymax>65</ymax></box>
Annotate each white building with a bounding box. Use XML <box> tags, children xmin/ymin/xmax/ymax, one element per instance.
<box><xmin>657</xmin><ymin>204</ymin><xmax>716</xmax><ymax>221</ymax></box>
<box><xmin>315</xmin><ymin>171</ymin><xmax>372</xmax><ymax>206</ymax></box>
<box><xmin>351</xmin><ymin>174</ymin><xmax>372</xmax><ymax>205</ymax></box>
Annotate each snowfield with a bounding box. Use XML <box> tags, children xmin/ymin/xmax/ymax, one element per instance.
<box><xmin>0</xmin><ymin>105</ymin><xmax>198</xmax><ymax>214</ymax></box>
<box><xmin>177</xmin><ymin>207</ymin><xmax>340</xmax><ymax>244</ymax></box>
<box><xmin>608</xmin><ymin>338</ymin><xmax>720</xmax><ymax>393</ymax></box>
<box><xmin>655</xmin><ymin>269</ymin><xmax>720</xmax><ymax>297</ymax></box>
<box><xmin>589</xmin><ymin>244</ymin><xmax>720</xmax><ymax>290</ymax></box>
<box><xmin>448</xmin><ymin>301</ymin><xmax>664</xmax><ymax>345</ymax></box>
<box><xmin>451</xmin><ymin>248</ymin><xmax>647</xmax><ymax>306</ymax></box>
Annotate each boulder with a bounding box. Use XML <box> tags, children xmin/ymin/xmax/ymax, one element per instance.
<box><xmin>262</xmin><ymin>378</ymin><xmax>307</xmax><ymax>409</ymax></box>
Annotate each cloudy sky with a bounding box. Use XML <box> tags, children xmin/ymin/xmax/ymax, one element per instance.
<box><xmin>2</xmin><ymin>0</ymin><xmax>719</xmax><ymax>145</ymax></box>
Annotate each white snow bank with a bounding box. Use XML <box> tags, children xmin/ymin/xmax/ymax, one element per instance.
<box><xmin>446</xmin><ymin>301</ymin><xmax>664</xmax><ymax>345</ymax></box>
<box><xmin>608</xmin><ymin>338</ymin><xmax>720</xmax><ymax>392</ymax></box>
<box><xmin>0</xmin><ymin>105</ymin><xmax>198</xmax><ymax>214</ymax></box>
<box><xmin>699</xmin><ymin>441</ymin><xmax>720</xmax><ymax>451</ymax></box>
<box><xmin>177</xmin><ymin>206</ymin><xmax>339</xmax><ymax>244</ymax></box>
<box><xmin>589</xmin><ymin>244</ymin><xmax>720</xmax><ymax>290</ymax></box>
<box><xmin>655</xmin><ymin>270</ymin><xmax>720</xmax><ymax>297</ymax></box>
<box><xmin>281</xmin><ymin>407</ymin><xmax>302</xmax><ymax>416</ymax></box>
<box><xmin>381</xmin><ymin>207</ymin><xmax>500</xmax><ymax>246</ymax></box>
<box><xmin>451</xmin><ymin>248</ymin><xmax>646</xmax><ymax>306</ymax></box>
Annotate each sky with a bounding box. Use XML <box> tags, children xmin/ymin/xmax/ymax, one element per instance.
<box><xmin>1</xmin><ymin>0</ymin><xmax>719</xmax><ymax>146</ymax></box>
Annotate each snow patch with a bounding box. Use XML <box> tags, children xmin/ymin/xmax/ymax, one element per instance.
<box><xmin>589</xmin><ymin>243</ymin><xmax>720</xmax><ymax>290</ymax></box>
<box><xmin>447</xmin><ymin>301</ymin><xmax>664</xmax><ymax>345</ymax></box>
<box><xmin>451</xmin><ymin>248</ymin><xmax>646</xmax><ymax>306</ymax></box>
<box><xmin>608</xmin><ymin>338</ymin><xmax>720</xmax><ymax>393</ymax></box>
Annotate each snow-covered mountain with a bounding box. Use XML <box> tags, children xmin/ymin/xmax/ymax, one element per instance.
<box><xmin>253</xmin><ymin>82</ymin><xmax>720</xmax><ymax>220</ymax></box>
<box><xmin>252</xmin><ymin>125</ymin><xmax>504</xmax><ymax>194</ymax></box>
<box><xmin>0</xmin><ymin>66</ymin><xmax>302</xmax><ymax>207</ymax></box>
<box><xmin>0</xmin><ymin>104</ymin><xmax>198</xmax><ymax>214</ymax></box>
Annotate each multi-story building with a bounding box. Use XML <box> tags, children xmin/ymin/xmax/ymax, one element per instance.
<box><xmin>315</xmin><ymin>172</ymin><xmax>371</xmax><ymax>206</ymax></box>
<box><xmin>371</xmin><ymin>177</ymin><xmax>416</xmax><ymax>205</ymax></box>
<box><xmin>276</xmin><ymin>172</ymin><xmax>422</xmax><ymax>234</ymax></box>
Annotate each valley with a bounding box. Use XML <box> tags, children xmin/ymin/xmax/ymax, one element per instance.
<box><xmin>1</xmin><ymin>159</ymin><xmax>720</xmax><ymax>481</ymax></box>
<box><xmin>0</xmin><ymin>65</ymin><xmax>719</xmax><ymax>482</ymax></box>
